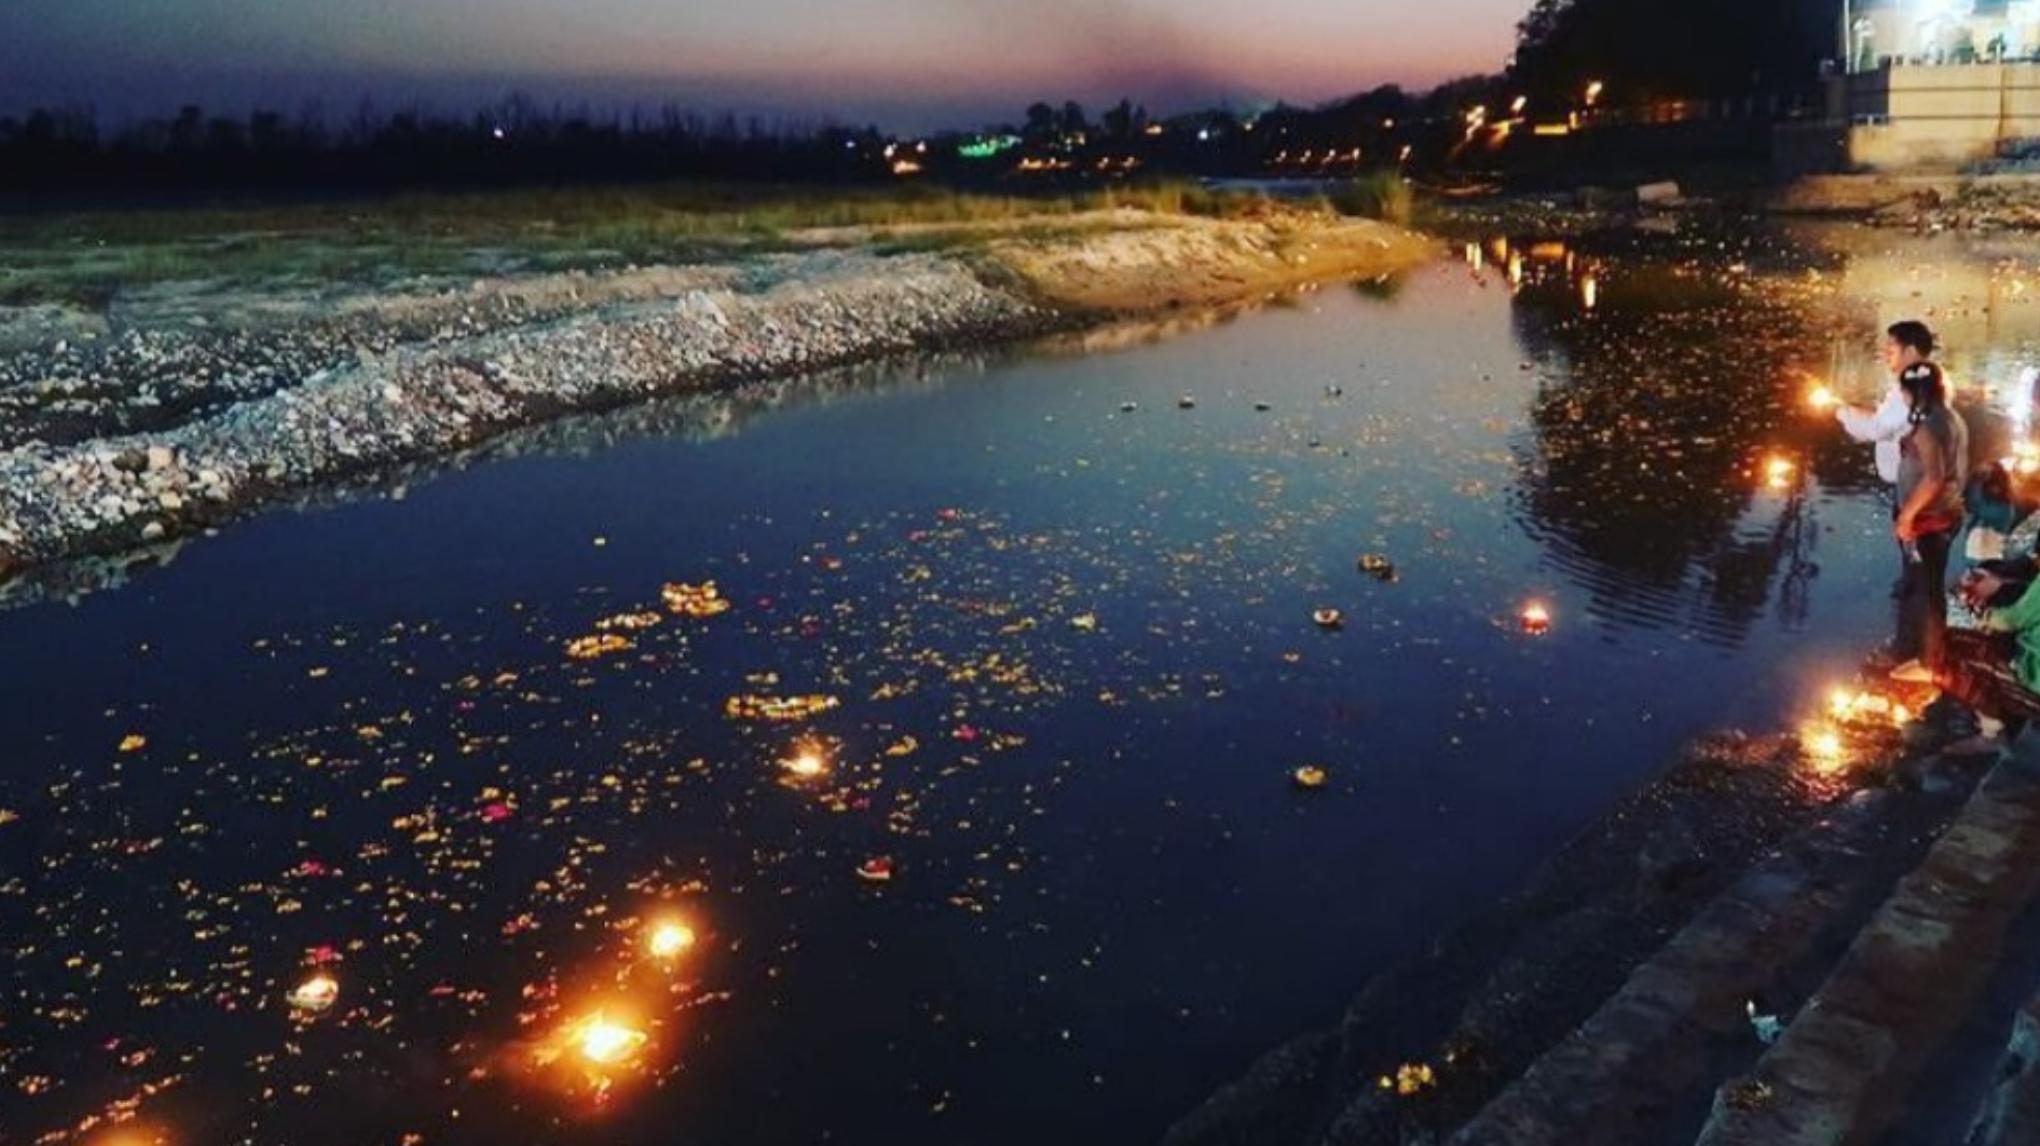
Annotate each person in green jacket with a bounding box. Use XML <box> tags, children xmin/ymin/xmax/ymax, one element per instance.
<box><xmin>1942</xmin><ymin>566</ymin><xmax>2040</xmax><ymax>751</ymax></box>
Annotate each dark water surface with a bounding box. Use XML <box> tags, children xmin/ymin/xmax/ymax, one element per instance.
<box><xmin>8</xmin><ymin>224</ymin><xmax>2040</xmax><ymax>1146</ymax></box>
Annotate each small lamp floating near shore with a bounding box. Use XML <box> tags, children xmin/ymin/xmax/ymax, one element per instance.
<box><xmin>1358</xmin><ymin>554</ymin><xmax>1398</xmax><ymax>583</ymax></box>
<box><xmin>856</xmin><ymin>857</ymin><xmax>895</xmax><ymax>883</ymax></box>
<box><xmin>1313</xmin><ymin>608</ymin><xmax>1345</xmax><ymax>631</ymax></box>
<box><xmin>287</xmin><ymin>972</ymin><xmax>340</xmax><ymax>1015</ymax></box>
<box><xmin>1519</xmin><ymin>602</ymin><xmax>1552</xmax><ymax>636</ymax></box>
<box><xmin>1178</xmin><ymin>395</ymin><xmax>1197</xmax><ymax>410</ymax></box>
<box><xmin>646</xmin><ymin>919</ymin><xmax>696</xmax><ymax>960</ymax></box>
<box><xmin>1292</xmin><ymin>765</ymin><xmax>1330</xmax><ymax>790</ymax></box>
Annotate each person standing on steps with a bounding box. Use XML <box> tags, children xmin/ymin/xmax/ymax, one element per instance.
<box><xmin>1887</xmin><ymin>359</ymin><xmax>1969</xmax><ymax>685</ymax></box>
<box><xmin>1838</xmin><ymin>321</ymin><xmax>1942</xmax><ymax>600</ymax></box>
<box><xmin>1838</xmin><ymin>323</ymin><xmax>1941</xmax><ymax>480</ymax></box>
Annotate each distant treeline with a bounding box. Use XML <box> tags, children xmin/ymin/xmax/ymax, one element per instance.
<box><xmin>1513</xmin><ymin>0</ymin><xmax>1840</xmax><ymax>103</ymax></box>
<box><xmin>0</xmin><ymin>84</ymin><xmax>1503</xmax><ymax>200</ymax></box>
<box><xmin>0</xmin><ymin>97</ymin><xmax>902</xmax><ymax>197</ymax></box>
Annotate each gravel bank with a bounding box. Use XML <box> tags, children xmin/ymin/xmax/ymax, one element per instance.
<box><xmin>0</xmin><ymin>250</ymin><xmax>1038</xmax><ymax>577</ymax></box>
<box><xmin>0</xmin><ymin>213</ymin><xmax>1433</xmax><ymax>582</ymax></box>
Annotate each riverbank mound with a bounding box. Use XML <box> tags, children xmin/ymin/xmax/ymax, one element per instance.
<box><xmin>0</xmin><ymin>209</ymin><xmax>1430</xmax><ymax>580</ymax></box>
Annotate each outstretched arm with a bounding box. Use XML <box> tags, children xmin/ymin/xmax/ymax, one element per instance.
<box><xmin>1838</xmin><ymin>388</ymin><xmax>1908</xmax><ymax>444</ymax></box>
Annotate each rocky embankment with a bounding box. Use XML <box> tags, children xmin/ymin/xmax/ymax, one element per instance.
<box><xmin>0</xmin><ymin>212</ymin><xmax>1431</xmax><ymax>581</ymax></box>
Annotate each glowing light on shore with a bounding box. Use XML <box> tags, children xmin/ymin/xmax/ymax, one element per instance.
<box><xmin>1802</xmin><ymin>726</ymin><xmax>1845</xmax><ymax>773</ymax></box>
<box><xmin>646</xmin><ymin>920</ymin><xmax>696</xmax><ymax>960</ymax></box>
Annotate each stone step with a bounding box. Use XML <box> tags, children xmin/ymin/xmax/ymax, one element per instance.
<box><xmin>1963</xmin><ymin>990</ymin><xmax>2040</xmax><ymax>1146</ymax></box>
<box><xmin>1447</xmin><ymin>788</ymin><xmax>1917</xmax><ymax>1146</ymax></box>
<box><xmin>1694</xmin><ymin>750</ymin><xmax>2040</xmax><ymax>1145</ymax></box>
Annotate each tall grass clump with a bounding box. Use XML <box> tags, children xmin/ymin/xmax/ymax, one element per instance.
<box><xmin>1325</xmin><ymin>171</ymin><xmax>1415</xmax><ymax>226</ymax></box>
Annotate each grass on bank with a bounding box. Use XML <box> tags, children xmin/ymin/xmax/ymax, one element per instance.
<box><xmin>0</xmin><ymin>175</ymin><xmax>1420</xmax><ymax>310</ymax></box>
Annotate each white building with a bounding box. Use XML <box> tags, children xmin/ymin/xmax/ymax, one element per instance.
<box><xmin>1788</xmin><ymin>1</ymin><xmax>2040</xmax><ymax>170</ymax></box>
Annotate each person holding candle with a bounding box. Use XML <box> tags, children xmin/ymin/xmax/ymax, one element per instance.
<box><xmin>1837</xmin><ymin>322</ymin><xmax>1940</xmax><ymax>584</ymax></box>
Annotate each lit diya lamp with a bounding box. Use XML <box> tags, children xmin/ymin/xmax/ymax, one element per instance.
<box><xmin>1313</xmin><ymin>608</ymin><xmax>1346</xmax><ymax>631</ymax></box>
<box><xmin>1807</xmin><ymin>384</ymin><xmax>1838</xmax><ymax>411</ymax></box>
<box><xmin>287</xmin><ymin>971</ymin><xmax>340</xmax><ymax>1015</ymax></box>
<box><xmin>781</xmin><ymin>743</ymin><xmax>829</xmax><ymax>781</ymax></box>
<box><xmin>1519</xmin><ymin>602</ymin><xmax>1553</xmax><ymax>636</ymax></box>
<box><xmin>856</xmin><ymin>857</ymin><xmax>896</xmax><ymax>884</ymax></box>
<box><xmin>1292</xmin><ymin>765</ymin><xmax>1330</xmax><ymax>790</ymax></box>
<box><xmin>567</xmin><ymin>1012</ymin><xmax>648</xmax><ymax>1067</ymax></box>
<box><xmin>646</xmin><ymin>919</ymin><xmax>697</xmax><ymax>960</ymax></box>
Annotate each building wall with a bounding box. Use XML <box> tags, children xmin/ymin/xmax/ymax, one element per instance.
<box><xmin>1825</xmin><ymin>62</ymin><xmax>2040</xmax><ymax>170</ymax></box>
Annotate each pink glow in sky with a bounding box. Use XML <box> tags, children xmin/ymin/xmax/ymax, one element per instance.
<box><xmin>0</xmin><ymin>0</ymin><xmax>1532</xmax><ymax>127</ymax></box>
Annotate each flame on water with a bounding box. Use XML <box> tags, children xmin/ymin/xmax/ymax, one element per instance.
<box><xmin>568</xmin><ymin>1013</ymin><xmax>647</xmax><ymax>1067</ymax></box>
<box><xmin>647</xmin><ymin>920</ymin><xmax>696</xmax><ymax>960</ymax></box>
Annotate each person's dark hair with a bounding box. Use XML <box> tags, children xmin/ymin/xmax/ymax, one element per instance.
<box><xmin>1889</xmin><ymin>320</ymin><xmax>1937</xmax><ymax>358</ymax></box>
<box><xmin>1899</xmin><ymin>361</ymin><xmax>1947</xmax><ymax>424</ymax></box>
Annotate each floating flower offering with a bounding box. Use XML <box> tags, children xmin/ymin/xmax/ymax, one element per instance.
<box><xmin>724</xmin><ymin>693</ymin><xmax>841</xmax><ymax>723</ymax></box>
<box><xmin>287</xmin><ymin>972</ymin><xmax>340</xmax><ymax>1014</ymax></box>
<box><xmin>1357</xmin><ymin>554</ymin><xmax>1398</xmax><ymax>582</ymax></box>
<box><xmin>564</xmin><ymin>633</ymin><xmax>633</xmax><ymax>661</ymax></box>
<box><xmin>856</xmin><ymin>857</ymin><xmax>895</xmax><ymax>884</ymax></box>
<box><xmin>646</xmin><ymin>920</ymin><xmax>697</xmax><ymax>960</ymax></box>
<box><xmin>1313</xmin><ymin>609</ymin><xmax>1345</xmax><ymax>631</ymax></box>
<box><xmin>1519</xmin><ymin>602</ymin><xmax>1552</xmax><ymax>635</ymax></box>
<box><xmin>661</xmin><ymin>581</ymin><xmax>733</xmax><ymax>618</ymax></box>
<box><xmin>1292</xmin><ymin>765</ymin><xmax>1330</xmax><ymax>790</ymax></box>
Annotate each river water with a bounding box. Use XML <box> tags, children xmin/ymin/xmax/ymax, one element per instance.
<box><xmin>6</xmin><ymin>222</ymin><xmax>2040</xmax><ymax>1146</ymax></box>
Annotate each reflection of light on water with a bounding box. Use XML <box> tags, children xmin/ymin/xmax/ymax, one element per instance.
<box><xmin>1764</xmin><ymin>456</ymin><xmax>1796</xmax><ymax>491</ymax></box>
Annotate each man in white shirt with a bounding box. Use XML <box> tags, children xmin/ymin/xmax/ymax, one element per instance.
<box><xmin>1838</xmin><ymin>321</ymin><xmax>1933</xmax><ymax>490</ymax></box>
<box><xmin>1838</xmin><ymin>321</ymin><xmax>1939</xmax><ymax>589</ymax></box>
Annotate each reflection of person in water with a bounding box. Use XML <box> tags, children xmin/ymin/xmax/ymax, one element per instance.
<box><xmin>1888</xmin><ymin>361</ymin><xmax>1969</xmax><ymax>684</ymax></box>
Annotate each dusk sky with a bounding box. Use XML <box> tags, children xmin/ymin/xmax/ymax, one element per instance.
<box><xmin>0</xmin><ymin>0</ymin><xmax>1532</xmax><ymax>131</ymax></box>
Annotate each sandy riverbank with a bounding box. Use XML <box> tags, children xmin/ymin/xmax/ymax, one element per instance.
<box><xmin>0</xmin><ymin>207</ymin><xmax>1432</xmax><ymax>580</ymax></box>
